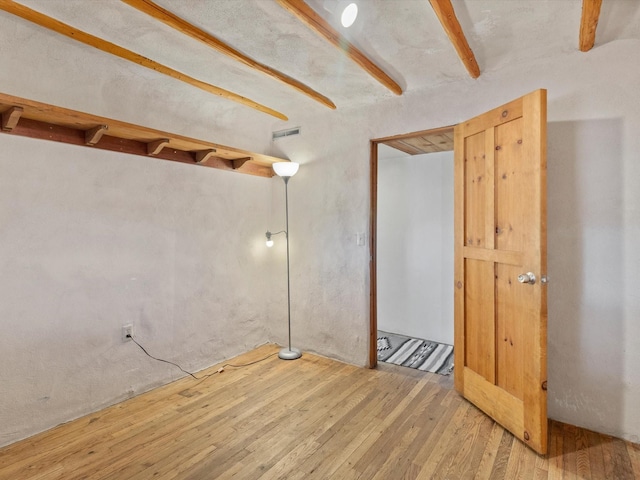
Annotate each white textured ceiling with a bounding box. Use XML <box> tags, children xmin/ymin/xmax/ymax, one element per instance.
<box><xmin>6</xmin><ymin>0</ymin><xmax>640</xmax><ymax>127</ymax></box>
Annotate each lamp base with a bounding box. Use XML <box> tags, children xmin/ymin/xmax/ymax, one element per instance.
<box><xmin>278</xmin><ymin>347</ymin><xmax>302</xmax><ymax>360</ymax></box>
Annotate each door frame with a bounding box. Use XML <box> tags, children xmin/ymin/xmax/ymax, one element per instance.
<box><xmin>369</xmin><ymin>126</ymin><xmax>455</xmax><ymax>368</ymax></box>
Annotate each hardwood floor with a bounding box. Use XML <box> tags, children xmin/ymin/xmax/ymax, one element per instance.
<box><xmin>1</xmin><ymin>345</ymin><xmax>638</xmax><ymax>479</ymax></box>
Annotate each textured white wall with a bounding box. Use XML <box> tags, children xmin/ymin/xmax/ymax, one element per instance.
<box><xmin>271</xmin><ymin>40</ymin><xmax>640</xmax><ymax>443</ymax></box>
<box><xmin>377</xmin><ymin>150</ymin><xmax>454</xmax><ymax>345</ymax></box>
<box><xmin>0</xmin><ymin>136</ymin><xmax>273</xmax><ymax>447</ymax></box>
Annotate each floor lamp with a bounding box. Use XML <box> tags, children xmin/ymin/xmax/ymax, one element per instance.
<box><xmin>267</xmin><ymin>161</ymin><xmax>302</xmax><ymax>360</ymax></box>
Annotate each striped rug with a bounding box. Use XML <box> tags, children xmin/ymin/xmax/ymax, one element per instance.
<box><xmin>377</xmin><ymin>331</ymin><xmax>454</xmax><ymax>375</ymax></box>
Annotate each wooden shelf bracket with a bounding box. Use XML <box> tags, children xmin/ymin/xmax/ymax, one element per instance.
<box><xmin>2</xmin><ymin>106</ymin><xmax>23</xmax><ymax>132</ymax></box>
<box><xmin>195</xmin><ymin>149</ymin><xmax>217</xmax><ymax>164</ymax></box>
<box><xmin>85</xmin><ymin>124</ymin><xmax>109</xmax><ymax>145</ymax></box>
<box><xmin>232</xmin><ymin>157</ymin><xmax>252</xmax><ymax>170</ymax></box>
<box><xmin>147</xmin><ymin>138</ymin><xmax>171</xmax><ymax>156</ymax></box>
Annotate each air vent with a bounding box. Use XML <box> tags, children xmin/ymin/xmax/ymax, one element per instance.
<box><xmin>272</xmin><ymin>127</ymin><xmax>301</xmax><ymax>140</ymax></box>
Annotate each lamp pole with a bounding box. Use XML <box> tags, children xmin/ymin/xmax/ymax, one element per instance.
<box><xmin>272</xmin><ymin>162</ymin><xmax>301</xmax><ymax>360</ymax></box>
<box><xmin>284</xmin><ymin>176</ymin><xmax>294</xmax><ymax>355</ymax></box>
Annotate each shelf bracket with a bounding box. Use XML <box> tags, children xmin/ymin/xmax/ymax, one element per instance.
<box><xmin>232</xmin><ymin>157</ymin><xmax>252</xmax><ymax>169</ymax></box>
<box><xmin>195</xmin><ymin>149</ymin><xmax>217</xmax><ymax>164</ymax></box>
<box><xmin>85</xmin><ymin>124</ymin><xmax>109</xmax><ymax>145</ymax></box>
<box><xmin>147</xmin><ymin>138</ymin><xmax>171</xmax><ymax>156</ymax></box>
<box><xmin>2</xmin><ymin>106</ymin><xmax>23</xmax><ymax>132</ymax></box>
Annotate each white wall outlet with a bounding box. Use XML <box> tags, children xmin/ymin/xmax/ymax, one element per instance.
<box><xmin>356</xmin><ymin>232</ymin><xmax>366</xmax><ymax>246</ymax></box>
<box><xmin>122</xmin><ymin>324</ymin><xmax>133</xmax><ymax>342</ymax></box>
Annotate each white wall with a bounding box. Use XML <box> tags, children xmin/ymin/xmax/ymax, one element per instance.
<box><xmin>0</xmin><ymin>135</ymin><xmax>274</xmax><ymax>447</ymax></box>
<box><xmin>376</xmin><ymin>149</ymin><xmax>454</xmax><ymax>344</ymax></box>
<box><xmin>271</xmin><ymin>39</ymin><xmax>640</xmax><ymax>444</ymax></box>
<box><xmin>0</xmin><ymin>6</ymin><xmax>290</xmax><ymax>448</ymax></box>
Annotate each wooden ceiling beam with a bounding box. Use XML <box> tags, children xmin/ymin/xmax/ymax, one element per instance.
<box><xmin>121</xmin><ymin>0</ymin><xmax>335</xmax><ymax>110</ymax></box>
<box><xmin>429</xmin><ymin>0</ymin><xmax>480</xmax><ymax>78</ymax></box>
<box><xmin>275</xmin><ymin>0</ymin><xmax>402</xmax><ymax>95</ymax></box>
<box><xmin>579</xmin><ymin>0</ymin><xmax>603</xmax><ymax>52</ymax></box>
<box><xmin>0</xmin><ymin>0</ymin><xmax>288</xmax><ymax>120</ymax></box>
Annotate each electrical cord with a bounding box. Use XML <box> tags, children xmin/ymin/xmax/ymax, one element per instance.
<box><xmin>127</xmin><ymin>334</ymin><xmax>278</xmax><ymax>381</ymax></box>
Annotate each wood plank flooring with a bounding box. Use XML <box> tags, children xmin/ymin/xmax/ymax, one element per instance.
<box><xmin>1</xmin><ymin>345</ymin><xmax>638</xmax><ymax>479</ymax></box>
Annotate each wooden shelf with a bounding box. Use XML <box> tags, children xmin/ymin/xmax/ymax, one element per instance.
<box><xmin>0</xmin><ymin>92</ymin><xmax>287</xmax><ymax>178</ymax></box>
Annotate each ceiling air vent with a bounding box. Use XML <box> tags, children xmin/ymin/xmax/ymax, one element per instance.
<box><xmin>272</xmin><ymin>127</ymin><xmax>301</xmax><ymax>141</ymax></box>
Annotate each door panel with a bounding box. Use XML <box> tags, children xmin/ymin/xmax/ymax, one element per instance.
<box><xmin>464</xmin><ymin>259</ymin><xmax>495</xmax><ymax>383</ymax></box>
<box><xmin>495</xmin><ymin>116</ymin><xmax>532</xmax><ymax>252</ymax></box>
<box><xmin>495</xmin><ymin>263</ymin><xmax>526</xmax><ymax>397</ymax></box>
<box><xmin>463</xmin><ymin>131</ymin><xmax>488</xmax><ymax>248</ymax></box>
<box><xmin>454</xmin><ymin>89</ymin><xmax>548</xmax><ymax>454</ymax></box>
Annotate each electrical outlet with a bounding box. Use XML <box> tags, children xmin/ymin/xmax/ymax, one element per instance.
<box><xmin>122</xmin><ymin>324</ymin><xmax>133</xmax><ymax>342</ymax></box>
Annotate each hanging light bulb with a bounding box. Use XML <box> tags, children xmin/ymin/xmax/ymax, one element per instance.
<box><xmin>265</xmin><ymin>231</ymin><xmax>274</xmax><ymax>247</ymax></box>
<box><xmin>323</xmin><ymin>1</ymin><xmax>358</xmax><ymax>28</ymax></box>
<box><xmin>341</xmin><ymin>2</ymin><xmax>358</xmax><ymax>28</ymax></box>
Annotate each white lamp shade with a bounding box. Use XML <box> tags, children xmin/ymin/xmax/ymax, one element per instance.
<box><xmin>273</xmin><ymin>162</ymin><xmax>299</xmax><ymax>177</ymax></box>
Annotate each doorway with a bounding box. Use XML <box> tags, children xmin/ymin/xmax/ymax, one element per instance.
<box><xmin>369</xmin><ymin>126</ymin><xmax>455</xmax><ymax>368</ymax></box>
<box><xmin>369</xmin><ymin>90</ymin><xmax>548</xmax><ymax>453</ymax></box>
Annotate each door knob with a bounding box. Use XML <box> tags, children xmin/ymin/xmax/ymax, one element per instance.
<box><xmin>517</xmin><ymin>272</ymin><xmax>536</xmax><ymax>284</ymax></box>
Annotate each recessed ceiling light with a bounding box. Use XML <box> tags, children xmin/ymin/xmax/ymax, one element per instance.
<box><xmin>341</xmin><ymin>2</ymin><xmax>358</xmax><ymax>28</ymax></box>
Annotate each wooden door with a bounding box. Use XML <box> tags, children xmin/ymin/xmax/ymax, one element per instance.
<box><xmin>453</xmin><ymin>89</ymin><xmax>548</xmax><ymax>454</ymax></box>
